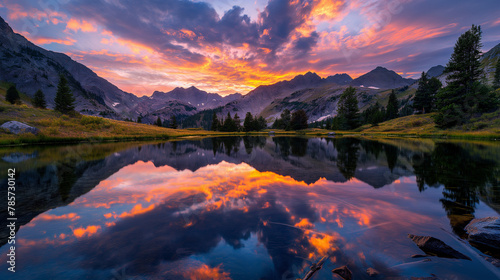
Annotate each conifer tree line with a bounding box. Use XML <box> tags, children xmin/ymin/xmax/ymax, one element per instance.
<box><xmin>211</xmin><ymin>112</ymin><xmax>267</xmax><ymax>132</ymax></box>
<box><xmin>272</xmin><ymin>109</ymin><xmax>309</xmax><ymax>130</ymax></box>
<box><xmin>153</xmin><ymin>115</ymin><xmax>178</xmax><ymax>129</ymax></box>
<box><xmin>312</xmin><ymin>87</ymin><xmax>402</xmax><ymax>130</ymax></box>
<box><xmin>5</xmin><ymin>74</ymin><xmax>74</xmax><ymax>113</ymax></box>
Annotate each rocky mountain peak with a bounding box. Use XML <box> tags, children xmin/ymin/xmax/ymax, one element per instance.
<box><xmin>426</xmin><ymin>65</ymin><xmax>445</xmax><ymax>77</ymax></box>
<box><xmin>351</xmin><ymin>66</ymin><xmax>415</xmax><ymax>89</ymax></box>
<box><xmin>0</xmin><ymin>16</ymin><xmax>13</xmax><ymax>34</ymax></box>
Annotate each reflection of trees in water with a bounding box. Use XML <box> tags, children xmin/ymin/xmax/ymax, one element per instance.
<box><xmin>273</xmin><ymin>137</ymin><xmax>290</xmax><ymax>157</ymax></box>
<box><xmin>291</xmin><ymin>138</ymin><xmax>308</xmax><ymax>157</ymax></box>
<box><xmin>334</xmin><ymin>138</ymin><xmax>360</xmax><ymax>180</ymax></box>
<box><xmin>412</xmin><ymin>152</ymin><xmax>439</xmax><ymax>192</ymax></box>
<box><xmin>272</xmin><ymin>137</ymin><xmax>309</xmax><ymax>157</ymax></box>
<box><xmin>384</xmin><ymin>144</ymin><xmax>398</xmax><ymax>172</ymax></box>
<box><xmin>243</xmin><ymin>136</ymin><xmax>266</xmax><ymax>154</ymax></box>
<box><xmin>360</xmin><ymin>139</ymin><xmax>383</xmax><ymax>159</ymax></box>
<box><xmin>359</xmin><ymin>140</ymin><xmax>399</xmax><ymax>172</ymax></box>
<box><xmin>412</xmin><ymin>143</ymin><xmax>500</xmax><ymax>235</ymax></box>
<box><xmin>211</xmin><ymin>137</ymin><xmax>242</xmax><ymax>156</ymax></box>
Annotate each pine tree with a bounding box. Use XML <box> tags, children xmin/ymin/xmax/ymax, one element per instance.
<box><xmin>155</xmin><ymin>117</ymin><xmax>162</xmax><ymax>127</ymax></box>
<box><xmin>169</xmin><ymin>115</ymin><xmax>178</xmax><ymax>129</ymax></box>
<box><xmin>413</xmin><ymin>72</ymin><xmax>428</xmax><ymax>114</ymax></box>
<box><xmin>33</xmin><ymin>89</ymin><xmax>47</xmax><ymax>109</ymax></box>
<box><xmin>233</xmin><ymin>113</ymin><xmax>241</xmax><ymax>131</ymax></box>
<box><xmin>413</xmin><ymin>73</ymin><xmax>442</xmax><ymax>114</ymax></box>
<box><xmin>222</xmin><ymin>112</ymin><xmax>235</xmax><ymax>132</ymax></box>
<box><xmin>211</xmin><ymin>111</ymin><xmax>219</xmax><ymax>131</ymax></box>
<box><xmin>291</xmin><ymin>110</ymin><xmax>308</xmax><ymax>130</ymax></box>
<box><xmin>5</xmin><ymin>85</ymin><xmax>20</xmax><ymax>104</ymax></box>
<box><xmin>427</xmin><ymin>77</ymin><xmax>442</xmax><ymax>111</ymax></box>
<box><xmin>386</xmin><ymin>90</ymin><xmax>399</xmax><ymax>120</ymax></box>
<box><xmin>272</xmin><ymin>118</ymin><xmax>282</xmax><ymax>129</ymax></box>
<box><xmin>281</xmin><ymin>109</ymin><xmax>291</xmax><ymax>131</ymax></box>
<box><xmin>256</xmin><ymin>116</ymin><xmax>267</xmax><ymax>130</ymax></box>
<box><xmin>337</xmin><ymin>86</ymin><xmax>359</xmax><ymax>130</ymax></box>
<box><xmin>325</xmin><ymin>119</ymin><xmax>332</xmax><ymax>130</ymax></box>
<box><xmin>137</xmin><ymin>115</ymin><xmax>142</xmax><ymax>123</ymax></box>
<box><xmin>243</xmin><ymin>112</ymin><xmax>254</xmax><ymax>132</ymax></box>
<box><xmin>494</xmin><ymin>59</ymin><xmax>500</xmax><ymax>89</ymax></box>
<box><xmin>434</xmin><ymin>25</ymin><xmax>484</xmax><ymax>127</ymax></box>
<box><xmin>54</xmin><ymin>75</ymin><xmax>75</xmax><ymax>114</ymax></box>
<box><xmin>363</xmin><ymin>102</ymin><xmax>385</xmax><ymax>126</ymax></box>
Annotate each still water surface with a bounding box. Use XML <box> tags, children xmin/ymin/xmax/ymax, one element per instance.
<box><xmin>0</xmin><ymin>137</ymin><xmax>499</xmax><ymax>279</ymax></box>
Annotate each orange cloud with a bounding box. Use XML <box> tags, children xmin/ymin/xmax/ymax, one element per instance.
<box><xmin>103</xmin><ymin>213</ymin><xmax>113</xmax><ymax>219</ymax></box>
<box><xmin>310</xmin><ymin>0</ymin><xmax>346</xmax><ymax>22</ymax></box>
<box><xmin>66</xmin><ymin>18</ymin><xmax>97</xmax><ymax>32</ymax></box>
<box><xmin>34</xmin><ymin>212</ymin><xmax>80</xmax><ymax>221</ymax></box>
<box><xmin>72</xmin><ymin>225</ymin><xmax>101</xmax><ymax>238</ymax></box>
<box><xmin>180</xmin><ymin>29</ymin><xmax>196</xmax><ymax>38</ymax></box>
<box><xmin>294</xmin><ymin>218</ymin><xmax>314</xmax><ymax>229</ymax></box>
<box><xmin>374</xmin><ymin>23</ymin><xmax>458</xmax><ymax>47</ymax></box>
<box><xmin>308</xmin><ymin>233</ymin><xmax>337</xmax><ymax>256</ymax></box>
<box><xmin>118</xmin><ymin>203</ymin><xmax>155</xmax><ymax>218</ymax></box>
<box><xmin>20</xmin><ymin>32</ymin><xmax>76</xmax><ymax>46</ymax></box>
<box><xmin>183</xmin><ymin>264</ymin><xmax>231</xmax><ymax>280</ymax></box>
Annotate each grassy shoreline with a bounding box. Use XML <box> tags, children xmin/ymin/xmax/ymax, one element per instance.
<box><xmin>1</xmin><ymin>127</ymin><xmax>499</xmax><ymax>147</ymax></box>
<box><xmin>1</xmin><ymin>102</ymin><xmax>499</xmax><ymax>146</ymax></box>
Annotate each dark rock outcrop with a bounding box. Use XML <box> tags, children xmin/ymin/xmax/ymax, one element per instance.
<box><xmin>332</xmin><ymin>265</ymin><xmax>352</xmax><ymax>280</ymax></box>
<box><xmin>408</xmin><ymin>234</ymin><xmax>471</xmax><ymax>260</ymax></box>
<box><xmin>465</xmin><ymin>217</ymin><xmax>500</xmax><ymax>255</ymax></box>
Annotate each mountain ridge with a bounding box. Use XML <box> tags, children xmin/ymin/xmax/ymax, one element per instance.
<box><xmin>351</xmin><ymin>66</ymin><xmax>416</xmax><ymax>89</ymax></box>
<box><xmin>0</xmin><ymin>16</ymin><xmax>139</xmax><ymax>118</ymax></box>
<box><xmin>426</xmin><ymin>65</ymin><xmax>445</xmax><ymax>77</ymax></box>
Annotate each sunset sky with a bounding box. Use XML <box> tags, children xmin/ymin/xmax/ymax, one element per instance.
<box><xmin>1</xmin><ymin>0</ymin><xmax>500</xmax><ymax>96</ymax></box>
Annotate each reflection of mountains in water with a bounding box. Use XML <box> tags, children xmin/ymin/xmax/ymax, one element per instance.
<box><xmin>143</xmin><ymin>137</ymin><xmax>414</xmax><ymax>186</ymax></box>
<box><xmin>1</xmin><ymin>137</ymin><xmax>499</xmax><ymax>247</ymax></box>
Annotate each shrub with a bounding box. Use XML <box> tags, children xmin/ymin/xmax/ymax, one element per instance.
<box><xmin>80</xmin><ymin>116</ymin><xmax>105</xmax><ymax>125</ymax></box>
<box><xmin>47</xmin><ymin>127</ymin><xmax>59</xmax><ymax>135</ymax></box>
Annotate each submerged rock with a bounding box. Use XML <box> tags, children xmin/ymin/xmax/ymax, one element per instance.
<box><xmin>408</xmin><ymin>234</ymin><xmax>471</xmax><ymax>260</ymax></box>
<box><xmin>465</xmin><ymin>217</ymin><xmax>500</xmax><ymax>252</ymax></box>
<box><xmin>366</xmin><ymin>267</ymin><xmax>379</xmax><ymax>277</ymax></box>
<box><xmin>484</xmin><ymin>256</ymin><xmax>500</xmax><ymax>267</ymax></box>
<box><xmin>332</xmin><ymin>265</ymin><xmax>352</xmax><ymax>280</ymax></box>
<box><xmin>0</xmin><ymin>121</ymin><xmax>39</xmax><ymax>135</ymax></box>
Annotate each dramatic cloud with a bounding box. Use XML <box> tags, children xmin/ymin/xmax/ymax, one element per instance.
<box><xmin>0</xmin><ymin>0</ymin><xmax>499</xmax><ymax>96</ymax></box>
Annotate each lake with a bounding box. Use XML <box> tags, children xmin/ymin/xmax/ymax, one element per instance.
<box><xmin>0</xmin><ymin>137</ymin><xmax>499</xmax><ymax>280</ymax></box>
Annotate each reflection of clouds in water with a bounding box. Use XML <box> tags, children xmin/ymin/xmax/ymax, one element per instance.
<box><xmin>60</xmin><ymin>161</ymin><xmax>427</xmax><ymax>277</ymax></box>
<box><xmin>11</xmin><ymin>159</ymin><xmax>436</xmax><ymax>279</ymax></box>
<box><xmin>2</xmin><ymin>138</ymin><xmax>499</xmax><ymax>279</ymax></box>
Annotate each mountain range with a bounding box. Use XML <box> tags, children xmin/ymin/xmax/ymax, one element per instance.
<box><xmin>0</xmin><ymin>16</ymin><xmax>498</xmax><ymax>126</ymax></box>
<box><xmin>0</xmin><ymin>16</ymin><xmax>140</xmax><ymax>119</ymax></box>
